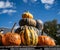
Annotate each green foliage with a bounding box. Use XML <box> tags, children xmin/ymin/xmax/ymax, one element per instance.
<box><xmin>43</xmin><ymin>19</ymin><xmax>60</xmax><ymax>45</ymax></box>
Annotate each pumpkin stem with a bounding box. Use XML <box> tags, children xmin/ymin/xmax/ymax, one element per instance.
<box><xmin>11</xmin><ymin>23</ymin><xmax>16</xmax><ymax>33</ymax></box>
<box><xmin>25</xmin><ymin>10</ymin><xmax>30</xmax><ymax>13</ymax></box>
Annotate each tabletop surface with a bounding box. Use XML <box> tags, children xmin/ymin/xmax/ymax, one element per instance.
<box><xmin>0</xmin><ymin>46</ymin><xmax>60</xmax><ymax>48</ymax></box>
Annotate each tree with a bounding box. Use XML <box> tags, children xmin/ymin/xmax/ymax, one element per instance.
<box><xmin>43</xmin><ymin>19</ymin><xmax>60</xmax><ymax>45</ymax></box>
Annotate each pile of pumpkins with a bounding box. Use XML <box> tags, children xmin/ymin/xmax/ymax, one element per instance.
<box><xmin>0</xmin><ymin>11</ymin><xmax>56</xmax><ymax>46</ymax></box>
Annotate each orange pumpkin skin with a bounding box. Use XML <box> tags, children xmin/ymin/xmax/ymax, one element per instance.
<box><xmin>0</xmin><ymin>33</ymin><xmax>3</xmax><ymax>45</ymax></box>
<box><xmin>22</xmin><ymin>12</ymin><xmax>33</xmax><ymax>19</ymax></box>
<box><xmin>49</xmin><ymin>38</ymin><xmax>56</xmax><ymax>46</ymax></box>
<box><xmin>2</xmin><ymin>32</ymin><xmax>21</xmax><ymax>46</ymax></box>
<box><xmin>38</xmin><ymin>35</ymin><xmax>56</xmax><ymax>46</ymax></box>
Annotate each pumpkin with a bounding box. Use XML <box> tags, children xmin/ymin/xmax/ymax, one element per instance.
<box><xmin>36</xmin><ymin>20</ymin><xmax>43</xmax><ymax>30</ymax></box>
<box><xmin>20</xmin><ymin>26</ymin><xmax>38</xmax><ymax>46</ymax></box>
<box><xmin>38</xmin><ymin>35</ymin><xmax>56</xmax><ymax>46</ymax></box>
<box><xmin>2</xmin><ymin>23</ymin><xmax>21</xmax><ymax>46</ymax></box>
<box><xmin>19</xmin><ymin>18</ymin><xmax>36</xmax><ymax>27</ymax></box>
<box><xmin>22</xmin><ymin>11</ymin><xmax>33</xmax><ymax>19</ymax></box>
<box><xmin>15</xmin><ymin>26</ymin><xmax>40</xmax><ymax>35</ymax></box>
<box><xmin>0</xmin><ymin>33</ymin><xmax>3</xmax><ymax>46</ymax></box>
<box><xmin>2</xmin><ymin>32</ymin><xmax>21</xmax><ymax>46</ymax></box>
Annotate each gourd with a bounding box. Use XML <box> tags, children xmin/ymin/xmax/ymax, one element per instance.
<box><xmin>19</xmin><ymin>18</ymin><xmax>36</xmax><ymax>27</ymax></box>
<box><xmin>15</xmin><ymin>26</ymin><xmax>40</xmax><ymax>35</ymax></box>
<box><xmin>38</xmin><ymin>30</ymin><xmax>56</xmax><ymax>46</ymax></box>
<box><xmin>2</xmin><ymin>23</ymin><xmax>21</xmax><ymax>46</ymax></box>
<box><xmin>22</xmin><ymin>11</ymin><xmax>33</xmax><ymax>19</ymax></box>
<box><xmin>20</xmin><ymin>26</ymin><xmax>38</xmax><ymax>46</ymax></box>
<box><xmin>36</xmin><ymin>20</ymin><xmax>43</xmax><ymax>30</ymax></box>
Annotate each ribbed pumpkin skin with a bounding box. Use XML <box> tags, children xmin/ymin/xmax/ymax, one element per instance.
<box><xmin>0</xmin><ymin>33</ymin><xmax>3</xmax><ymax>45</ymax></box>
<box><xmin>20</xmin><ymin>27</ymin><xmax>38</xmax><ymax>46</ymax></box>
<box><xmin>38</xmin><ymin>35</ymin><xmax>56</xmax><ymax>46</ymax></box>
<box><xmin>2</xmin><ymin>32</ymin><xmax>21</xmax><ymax>46</ymax></box>
<box><xmin>19</xmin><ymin>18</ymin><xmax>36</xmax><ymax>27</ymax></box>
<box><xmin>22</xmin><ymin>12</ymin><xmax>33</xmax><ymax>19</ymax></box>
<box><xmin>15</xmin><ymin>26</ymin><xmax>40</xmax><ymax>35</ymax></box>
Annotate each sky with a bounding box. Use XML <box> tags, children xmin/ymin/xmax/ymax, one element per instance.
<box><xmin>0</xmin><ymin>0</ymin><xmax>60</xmax><ymax>29</ymax></box>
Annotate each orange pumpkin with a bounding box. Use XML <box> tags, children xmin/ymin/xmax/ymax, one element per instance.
<box><xmin>2</xmin><ymin>32</ymin><xmax>21</xmax><ymax>46</ymax></box>
<box><xmin>2</xmin><ymin>23</ymin><xmax>21</xmax><ymax>46</ymax></box>
<box><xmin>22</xmin><ymin>11</ymin><xmax>33</xmax><ymax>19</ymax></box>
<box><xmin>0</xmin><ymin>33</ymin><xmax>3</xmax><ymax>45</ymax></box>
<box><xmin>38</xmin><ymin>35</ymin><xmax>56</xmax><ymax>46</ymax></box>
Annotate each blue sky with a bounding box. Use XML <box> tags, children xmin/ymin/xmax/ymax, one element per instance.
<box><xmin>0</xmin><ymin>0</ymin><xmax>60</xmax><ymax>28</ymax></box>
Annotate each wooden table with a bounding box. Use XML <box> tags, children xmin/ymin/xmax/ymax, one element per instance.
<box><xmin>0</xmin><ymin>46</ymin><xmax>59</xmax><ymax>50</ymax></box>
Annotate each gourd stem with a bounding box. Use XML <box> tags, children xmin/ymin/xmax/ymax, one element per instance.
<box><xmin>11</xmin><ymin>23</ymin><xmax>16</xmax><ymax>33</ymax></box>
<box><xmin>24</xmin><ymin>10</ymin><xmax>29</xmax><ymax>13</ymax></box>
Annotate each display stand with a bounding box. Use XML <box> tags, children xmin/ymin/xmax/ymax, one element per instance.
<box><xmin>0</xmin><ymin>46</ymin><xmax>59</xmax><ymax>50</ymax></box>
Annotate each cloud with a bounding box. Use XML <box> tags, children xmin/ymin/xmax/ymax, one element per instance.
<box><xmin>23</xmin><ymin>0</ymin><xmax>28</xmax><ymax>3</ymax></box>
<box><xmin>0</xmin><ymin>9</ymin><xmax>16</xmax><ymax>14</ymax></box>
<box><xmin>0</xmin><ymin>0</ymin><xmax>14</xmax><ymax>8</ymax></box>
<box><xmin>58</xmin><ymin>11</ymin><xmax>60</xmax><ymax>15</ymax></box>
<box><xmin>0</xmin><ymin>0</ymin><xmax>16</xmax><ymax>14</ymax></box>
<box><xmin>23</xmin><ymin>0</ymin><xmax>37</xmax><ymax>3</ymax></box>
<box><xmin>45</xmin><ymin>4</ymin><xmax>51</xmax><ymax>10</ymax></box>
<box><xmin>31</xmin><ymin>0</ymin><xmax>37</xmax><ymax>3</ymax></box>
<box><xmin>41</xmin><ymin>0</ymin><xmax>55</xmax><ymax>10</ymax></box>
<box><xmin>9</xmin><ymin>21</ymin><xmax>12</xmax><ymax>24</ymax></box>
<box><xmin>41</xmin><ymin>0</ymin><xmax>54</xmax><ymax>4</ymax></box>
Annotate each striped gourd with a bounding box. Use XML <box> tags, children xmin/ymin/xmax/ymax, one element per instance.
<box><xmin>20</xmin><ymin>26</ymin><xmax>38</xmax><ymax>46</ymax></box>
<box><xmin>15</xmin><ymin>26</ymin><xmax>40</xmax><ymax>35</ymax></box>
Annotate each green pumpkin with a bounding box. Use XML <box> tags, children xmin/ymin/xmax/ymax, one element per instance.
<box><xmin>19</xmin><ymin>18</ymin><xmax>36</xmax><ymax>27</ymax></box>
<box><xmin>20</xmin><ymin>26</ymin><xmax>38</xmax><ymax>46</ymax></box>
